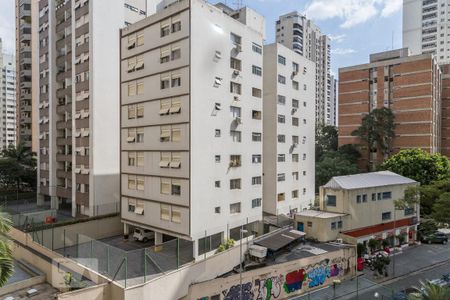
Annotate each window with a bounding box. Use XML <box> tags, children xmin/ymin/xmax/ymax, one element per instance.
<box><xmin>171</xmin><ymin>207</ymin><xmax>181</xmax><ymax>223</ymax></box>
<box><xmin>277</xmin><ymin>154</ymin><xmax>285</xmax><ymax>162</ymax></box>
<box><xmin>172</xmin><ymin>20</ymin><xmax>181</xmax><ymax>33</ymax></box>
<box><xmin>128</xmin><ymin>82</ymin><xmax>136</xmax><ymax>96</ymax></box>
<box><xmin>171</xmin><ymin>47</ymin><xmax>181</xmax><ymax>60</ymax></box>
<box><xmin>278</xmin><ymin>75</ymin><xmax>286</xmax><ymax>84</ymax></box>
<box><xmin>292</xmin><ymin>99</ymin><xmax>299</xmax><ymax>108</ymax></box>
<box><xmin>230</xmin><ymin>106</ymin><xmax>241</xmax><ymax>118</ymax></box>
<box><xmin>252</xmin><ymin>198</ymin><xmax>262</xmax><ymax>208</ymax></box>
<box><xmin>128</xmin><ymin>176</ymin><xmax>136</xmax><ymax>189</ymax></box>
<box><xmin>327</xmin><ymin>195</ymin><xmax>337</xmax><ymax>206</ymax></box>
<box><xmin>292</xmin><ymin>81</ymin><xmax>299</xmax><ymax>90</ymax></box>
<box><xmin>128</xmin><ymin>152</ymin><xmax>136</xmax><ymax>166</ymax></box>
<box><xmin>230</xmin><ymin>179</ymin><xmax>241</xmax><ymax>190</ymax></box>
<box><xmin>405</xmin><ymin>207</ymin><xmax>414</xmax><ymax>216</ymax></box>
<box><xmin>331</xmin><ymin>222</ymin><xmax>337</xmax><ymax>230</ymax></box>
<box><xmin>160</xmin><ymin>178</ymin><xmax>171</xmax><ymax>195</ymax></box>
<box><xmin>252</xmin><ymin>88</ymin><xmax>262</xmax><ymax>98</ymax></box>
<box><xmin>215</xmin><ymin>207</ymin><xmax>221</xmax><ymax>213</ymax></box>
<box><xmin>292</xmin><ymin>172</ymin><xmax>299</xmax><ymax>180</ymax></box>
<box><xmin>307</xmin><ymin>221</ymin><xmax>312</xmax><ymax>227</ymax></box>
<box><xmin>278</xmin><ymin>115</ymin><xmax>285</xmax><ymax>123</ymax></box>
<box><xmin>278</xmin><ymin>55</ymin><xmax>286</xmax><ymax>65</ymax></box>
<box><xmin>277</xmin><ymin>173</ymin><xmax>285</xmax><ymax>182</ymax></box>
<box><xmin>252</xmin><ymin>65</ymin><xmax>262</xmax><ymax>76</ymax></box>
<box><xmin>252</xmin><ymin>132</ymin><xmax>262</xmax><ymax>141</ymax></box>
<box><xmin>382</xmin><ymin>212</ymin><xmax>392</xmax><ymax>220</ymax></box>
<box><xmin>252</xmin><ymin>43</ymin><xmax>262</xmax><ymax>54</ymax></box>
<box><xmin>362</xmin><ymin>194</ymin><xmax>367</xmax><ymax>202</ymax></box>
<box><xmin>136</xmin><ymin>176</ymin><xmax>145</xmax><ymax>191</ymax></box>
<box><xmin>372</xmin><ymin>193</ymin><xmax>376</xmax><ymax>201</ymax></box>
<box><xmin>229</xmin><ymin>155</ymin><xmax>241</xmax><ymax>167</ymax></box>
<box><xmin>161</xmin><ymin>23</ymin><xmax>170</xmax><ymax>37</ymax></box>
<box><xmin>230</xmin><ymin>57</ymin><xmax>242</xmax><ymax>71</ymax></box>
<box><xmin>337</xmin><ymin>221</ymin><xmax>343</xmax><ymax>229</ymax></box>
<box><xmin>128</xmin><ymin>105</ymin><xmax>136</xmax><ymax>119</ymax></box>
<box><xmin>215</xmin><ymin>129</ymin><xmax>221</xmax><ymax>137</ymax></box>
<box><xmin>171</xmin><ymin>75</ymin><xmax>181</xmax><ymax>87</ymax></box>
<box><xmin>128</xmin><ymin>198</ymin><xmax>136</xmax><ymax>212</ymax></box>
<box><xmin>161</xmin><ymin>76</ymin><xmax>170</xmax><ymax>89</ymax></box>
<box><xmin>230</xmin><ymin>82</ymin><xmax>241</xmax><ymax>94</ymax></box>
<box><xmin>230</xmin><ymin>202</ymin><xmax>241</xmax><ymax>214</ymax></box>
<box><xmin>382</xmin><ymin>192</ymin><xmax>392</xmax><ymax>199</ymax></box>
<box><xmin>292</xmin><ymin>117</ymin><xmax>299</xmax><ymax>126</ymax></box>
<box><xmin>136</xmin><ymin>128</ymin><xmax>144</xmax><ymax>143</ymax></box>
<box><xmin>356</xmin><ymin>195</ymin><xmax>362</xmax><ymax>203</ymax></box>
<box><xmin>278</xmin><ymin>135</ymin><xmax>285</xmax><ymax>143</ymax></box>
<box><xmin>215</xmin><ymin>181</ymin><xmax>221</xmax><ymax>188</ymax></box>
<box><xmin>172</xmin><ymin>180</ymin><xmax>181</xmax><ymax>195</ymax></box>
<box><xmin>292</xmin><ymin>154</ymin><xmax>299</xmax><ymax>162</ymax></box>
<box><xmin>252</xmin><ymin>154</ymin><xmax>262</xmax><ymax>163</ymax></box>
<box><xmin>292</xmin><ymin>62</ymin><xmax>299</xmax><ymax>73</ymax></box>
<box><xmin>252</xmin><ymin>176</ymin><xmax>262</xmax><ymax>185</ymax></box>
<box><xmin>292</xmin><ymin>190</ymin><xmax>298</xmax><ymax>198</ymax></box>
<box><xmin>277</xmin><ymin>193</ymin><xmax>285</xmax><ymax>202</ymax></box>
<box><xmin>252</xmin><ymin>110</ymin><xmax>262</xmax><ymax>120</ymax></box>
<box><xmin>137</xmin><ymin>32</ymin><xmax>144</xmax><ymax>46</ymax></box>
<box><xmin>198</xmin><ymin>232</ymin><xmax>223</xmax><ymax>255</ymax></box>
<box><xmin>230</xmin><ymin>32</ymin><xmax>242</xmax><ymax>45</ymax></box>
<box><xmin>215</xmin><ymin>155</ymin><xmax>221</xmax><ymax>163</ymax></box>
<box><xmin>292</xmin><ymin>136</ymin><xmax>299</xmax><ymax>144</ymax></box>
<box><xmin>161</xmin><ymin>204</ymin><xmax>170</xmax><ymax>220</ymax></box>
<box><xmin>230</xmin><ymin>130</ymin><xmax>241</xmax><ymax>142</ymax></box>
<box><xmin>377</xmin><ymin>193</ymin><xmax>382</xmax><ymax>200</ymax></box>
<box><xmin>278</xmin><ymin>95</ymin><xmax>286</xmax><ymax>105</ymax></box>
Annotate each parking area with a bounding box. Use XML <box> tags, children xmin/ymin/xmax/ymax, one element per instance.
<box><xmin>97</xmin><ymin>235</ymin><xmax>155</xmax><ymax>251</ymax></box>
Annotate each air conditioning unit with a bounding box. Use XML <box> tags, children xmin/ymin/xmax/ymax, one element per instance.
<box><xmin>234</xmin><ymin>96</ymin><xmax>240</xmax><ymax>102</ymax></box>
<box><xmin>233</xmin><ymin>69</ymin><xmax>240</xmax><ymax>76</ymax></box>
<box><xmin>336</xmin><ymin>238</ymin><xmax>343</xmax><ymax>244</ymax></box>
<box><xmin>234</xmin><ymin>117</ymin><xmax>242</xmax><ymax>124</ymax></box>
<box><xmin>291</xmin><ymin>108</ymin><xmax>297</xmax><ymax>114</ymax></box>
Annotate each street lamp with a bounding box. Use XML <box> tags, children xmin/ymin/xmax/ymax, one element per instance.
<box><xmin>374</xmin><ymin>291</ymin><xmax>384</xmax><ymax>299</ymax></box>
<box><xmin>332</xmin><ymin>279</ymin><xmax>341</xmax><ymax>299</ymax></box>
<box><xmin>239</xmin><ymin>227</ymin><xmax>248</xmax><ymax>300</ymax></box>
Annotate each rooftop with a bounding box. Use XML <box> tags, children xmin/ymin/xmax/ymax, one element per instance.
<box><xmin>323</xmin><ymin>171</ymin><xmax>417</xmax><ymax>190</ymax></box>
<box><xmin>296</xmin><ymin>210</ymin><xmax>347</xmax><ymax>219</ymax></box>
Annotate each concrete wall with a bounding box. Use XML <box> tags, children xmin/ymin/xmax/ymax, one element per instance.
<box><xmin>57</xmin><ymin>283</ymin><xmax>110</xmax><ymax>300</ymax></box>
<box><xmin>0</xmin><ymin>274</ymin><xmax>45</xmax><ymax>296</ymax></box>
<box><xmin>123</xmin><ymin>240</ymin><xmax>250</xmax><ymax>299</ymax></box>
<box><xmin>188</xmin><ymin>246</ymin><xmax>356</xmax><ymax>300</ymax></box>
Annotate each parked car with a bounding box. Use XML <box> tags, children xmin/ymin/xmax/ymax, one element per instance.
<box><xmin>421</xmin><ymin>232</ymin><xmax>448</xmax><ymax>244</ymax></box>
<box><xmin>133</xmin><ymin>228</ymin><xmax>154</xmax><ymax>242</ymax></box>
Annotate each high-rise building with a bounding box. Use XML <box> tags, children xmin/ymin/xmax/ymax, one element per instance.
<box><xmin>119</xmin><ymin>0</ymin><xmax>265</xmax><ymax>257</ymax></box>
<box><xmin>0</xmin><ymin>40</ymin><xmax>17</xmax><ymax>149</ymax></box>
<box><xmin>339</xmin><ymin>48</ymin><xmax>442</xmax><ymax>169</ymax></box>
<box><xmin>36</xmin><ymin>0</ymin><xmax>147</xmax><ymax>217</ymax></box>
<box><xmin>16</xmin><ymin>0</ymin><xmax>36</xmax><ymax>151</ymax></box>
<box><xmin>441</xmin><ymin>64</ymin><xmax>450</xmax><ymax>157</ymax></box>
<box><xmin>276</xmin><ymin>11</ymin><xmax>333</xmax><ymax>126</ymax></box>
<box><xmin>262</xmin><ymin>43</ymin><xmax>315</xmax><ymax>216</ymax></box>
<box><xmin>403</xmin><ymin>0</ymin><xmax>450</xmax><ymax>64</ymax></box>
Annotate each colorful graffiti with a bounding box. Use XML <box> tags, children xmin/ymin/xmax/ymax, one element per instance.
<box><xmin>255</xmin><ymin>275</ymin><xmax>283</xmax><ymax>300</ymax></box>
<box><xmin>205</xmin><ymin>257</ymin><xmax>349</xmax><ymax>300</ymax></box>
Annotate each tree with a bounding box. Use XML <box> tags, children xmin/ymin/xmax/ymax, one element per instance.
<box><xmin>0</xmin><ymin>143</ymin><xmax>36</xmax><ymax>192</ymax></box>
<box><xmin>352</xmin><ymin>107</ymin><xmax>395</xmax><ymax>158</ymax></box>
<box><xmin>0</xmin><ymin>209</ymin><xmax>13</xmax><ymax>287</ymax></box>
<box><xmin>337</xmin><ymin>144</ymin><xmax>361</xmax><ymax>163</ymax></box>
<box><xmin>409</xmin><ymin>281</ymin><xmax>450</xmax><ymax>300</ymax></box>
<box><xmin>316</xmin><ymin>125</ymin><xmax>338</xmax><ymax>161</ymax></box>
<box><xmin>380</xmin><ymin>149</ymin><xmax>450</xmax><ymax>186</ymax></box>
<box><xmin>315</xmin><ymin>151</ymin><xmax>359</xmax><ymax>189</ymax></box>
<box><xmin>418</xmin><ymin>219</ymin><xmax>438</xmax><ymax>240</ymax></box>
<box><xmin>368</xmin><ymin>239</ymin><xmax>381</xmax><ymax>253</ymax></box>
<box><xmin>432</xmin><ymin>193</ymin><xmax>450</xmax><ymax>224</ymax></box>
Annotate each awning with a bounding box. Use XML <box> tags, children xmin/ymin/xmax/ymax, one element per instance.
<box><xmin>254</xmin><ymin>228</ymin><xmax>305</xmax><ymax>252</ymax></box>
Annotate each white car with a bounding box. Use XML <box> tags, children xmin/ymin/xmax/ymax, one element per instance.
<box><xmin>133</xmin><ymin>228</ymin><xmax>154</xmax><ymax>242</ymax></box>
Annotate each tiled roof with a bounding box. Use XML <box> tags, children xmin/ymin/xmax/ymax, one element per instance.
<box><xmin>323</xmin><ymin>171</ymin><xmax>417</xmax><ymax>190</ymax></box>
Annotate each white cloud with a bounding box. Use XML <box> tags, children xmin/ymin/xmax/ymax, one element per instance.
<box><xmin>305</xmin><ymin>0</ymin><xmax>402</xmax><ymax>28</ymax></box>
<box><xmin>331</xmin><ymin>48</ymin><xmax>356</xmax><ymax>55</ymax></box>
<box><xmin>329</xmin><ymin>34</ymin><xmax>347</xmax><ymax>43</ymax></box>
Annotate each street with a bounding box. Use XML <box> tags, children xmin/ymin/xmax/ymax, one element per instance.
<box><xmin>292</xmin><ymin>242</ymin><xmax>450</xmax><ymax>299</ymax></box>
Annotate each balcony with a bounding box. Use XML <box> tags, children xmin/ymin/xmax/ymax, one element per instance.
<box><xmin>75</xmin><ymin>192</ymin><xmax>89</xmax><ymax>206</ymax></box>
<box><xmin>57</xmin><ymin>187</ymin><xmax>72</xmax><ymax>199</ymax></box>
<box><xmin>57</xmin><ymin>169</ymin><xmax>72</xmax><ymax>179</ymax></box>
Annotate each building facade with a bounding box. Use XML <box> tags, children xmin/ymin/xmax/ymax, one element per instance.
<box><xmin>339</xmin><ymin>48</ymin><xmax>442</xmax><ymax>168</ymax></box>
<box><xmin>403</xmin><ymin>0</ymin><xmax>450</xmax><ymax>64</ymax></box>
<box><xmin>16</xmin><ymin>0</ymin><xmax>36</xmax><ymax>151</ymax></box>
<box><xmin>330</xmin><ymin>75</ymin><xmax>337</xmax><ymax>125</ymax></box>
<box><xmin>262</xmin><ymin>43</ymin><xmax>315</xmax><ymax>216</ymax></box>
<box><xmin>36</xmin><ymin>0</ymin><xmax>146</xmax><ymax>217</ymax></box>
<box><xmin>295</xmin><ymin>171</ymin><xmax>420</xmax><ymax>246</ymax></box>
<box><xmin>120</xmin><ymin>0</ymin><xmax>265</xmax><ymax>257</ymax></box>
<box><xmin>0</xmin><ymin>40</ymin><xmax>17</xmax><ymax>149</ymax></box>
<box><xmin>276</xmin><ymin>12</ymin><xmax>333</xmax><ymax>125</ymax></box>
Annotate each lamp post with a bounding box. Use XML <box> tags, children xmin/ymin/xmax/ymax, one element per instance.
<box><xmin>239</xmin><ymin>226</ymin><xmax>248</xmax><ymax>300</ymax></box>
<box><xmin>332</xmin><ymin>279</ymin><xmax>341</xmax><ymax>299</ymax></box>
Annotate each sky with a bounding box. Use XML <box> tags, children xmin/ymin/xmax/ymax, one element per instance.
<box><xmin>0</xmin><ymin>0</ymin><xmax>403</xmax><ymax>75</ymax></box>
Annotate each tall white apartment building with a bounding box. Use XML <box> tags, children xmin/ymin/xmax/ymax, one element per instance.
<box><xmin>403</xmin><ymin>0</ymin><xmax>450</xmax><ymax>63</ymax></box>
<box><xmin>262</xmin><ymin>43</ymin><xmax>315</xmax><ymax>216</ymax></box>
<box><xmin>276</xmin><ymin>12</ymin><xmax>333</xmax><ymax>126</ymax></box>
<box><xmin>0</xmin><ymin>40</ymin><xmax>17</xmax><ymax>149</ymax></box>
<box><xmin>35</xmin><ymin>0</ymin><xmax>146</xmax><ymax>217</ymax></box>
<box><xmin>120</xmin><ymin>0</ymin><xmax>265</xmax><ymax>257</ymax></box>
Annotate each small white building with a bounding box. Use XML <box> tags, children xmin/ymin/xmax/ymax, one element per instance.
<box><xmin>295</xmin><ymin>171</ymin><xmax>420</xmax><ymax>247</ymax></box>
<box><xmin>262</xmin><ymin>43</ymin><xmax>315</xmax><ymax>216</ymax></box>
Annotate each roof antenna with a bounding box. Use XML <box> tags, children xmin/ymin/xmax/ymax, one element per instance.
<box><xmin>233</xmin><ymin>0</ymin><xmax>243</xmax><ymax>9</ymax></box>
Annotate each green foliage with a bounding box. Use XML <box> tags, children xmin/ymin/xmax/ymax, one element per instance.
<box><xmin>380</xmin><ymin>149</ymin><xmax>450</xmax><ymax>186</ymax></box>
<box><xmin>216</xmin><ymin>238</ymin><xmax>236</xmax><ymax>253</ymax></box>
<box><xmin>351</xmin><ymin>107</ymin><xmax>396</xmax><ymax>156</ymax></box>
<box><xmin>382</xmin><ymin>239</ymin><xmax>390</xmax><ymax>248</ymax></box>
<box><xmin>397</xmin><ymin>234</ymin><xmax>406</xmax><ymax>245</ymax></box>
<box><xmin>409</xmin><ymin>280</ymin><xmax>450</xmax><ymax>300</ymax></box>
<box><xmin>315</xmin><ymin>151</ymin><xmax>359</xmax><ymax>190</ymax></box>
<box><xmin>0</xmin><ymin>143</ymin><xmax>36</xmax><ymax>192</ymax></box>
<box><xmin>418</xmin><ymin>219</ymin><xmax>438</xmax><ymax>240</ymax></box>
<box><xmin>316</xmin><ymin>125</ymin><xmax>338</xmax><ymax>161</ymax></box>
<box><xmin>357</xmin><ymin>243</ymin><xmax>365</xmax><ymax>257</ymax></box>
<box><xmin>0</xmin><ymin>209</ymin><xmax>13</xmax><ymax>287</ymax></box>
<box><xmin>337</xmin><ymin>144</ymin><xmax>361</xmax><ymax>163</ymax></box>
<box><xmin>432</xmin><ymin>192</ymin><xmax>450</xmax><ymax>224</ymax></box>
<box><xmin>368</xmin><ymin>239</ymin><xmax>381</xmax><ymax>253</ymax></box>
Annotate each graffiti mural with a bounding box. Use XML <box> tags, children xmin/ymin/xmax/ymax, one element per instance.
<box><xmin>223</xmin><ymin>282</ymin><xmax>254</xmax><ymax>300</ymax></box>
<box><xmin>200</xmin><ymin>256</ymin><xmax>350</xmax><ymax>300</ymax></box>
<box><xmin>255</xmin><ymin>275</ymin><xmax>283</xmax><ymax>300</ymax></box>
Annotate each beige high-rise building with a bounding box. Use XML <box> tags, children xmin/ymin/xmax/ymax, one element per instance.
<box><xmin>276</xmin><ymin>11</ymin><xmax>333</xmax><ymax>126</ymax></box>
<box><xmin>120</xmin><ymin>0</ymin><xmax>265</xmax><ymax>257</ymax></box>
<box><xmin>36</xmin><ymin>0</ymin><xmax>146</xmax><ymax>217</ymax></box>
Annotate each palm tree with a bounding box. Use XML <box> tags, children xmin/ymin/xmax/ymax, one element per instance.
<box><xmin>409</xmin><ymin>281</ymin><xmax>450</xmax><ymax>300</ymax></box>
<box><xmin>0</xmin><ymin>209</ymin><xmax>13</xmax><ymax>287</ymax></box>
